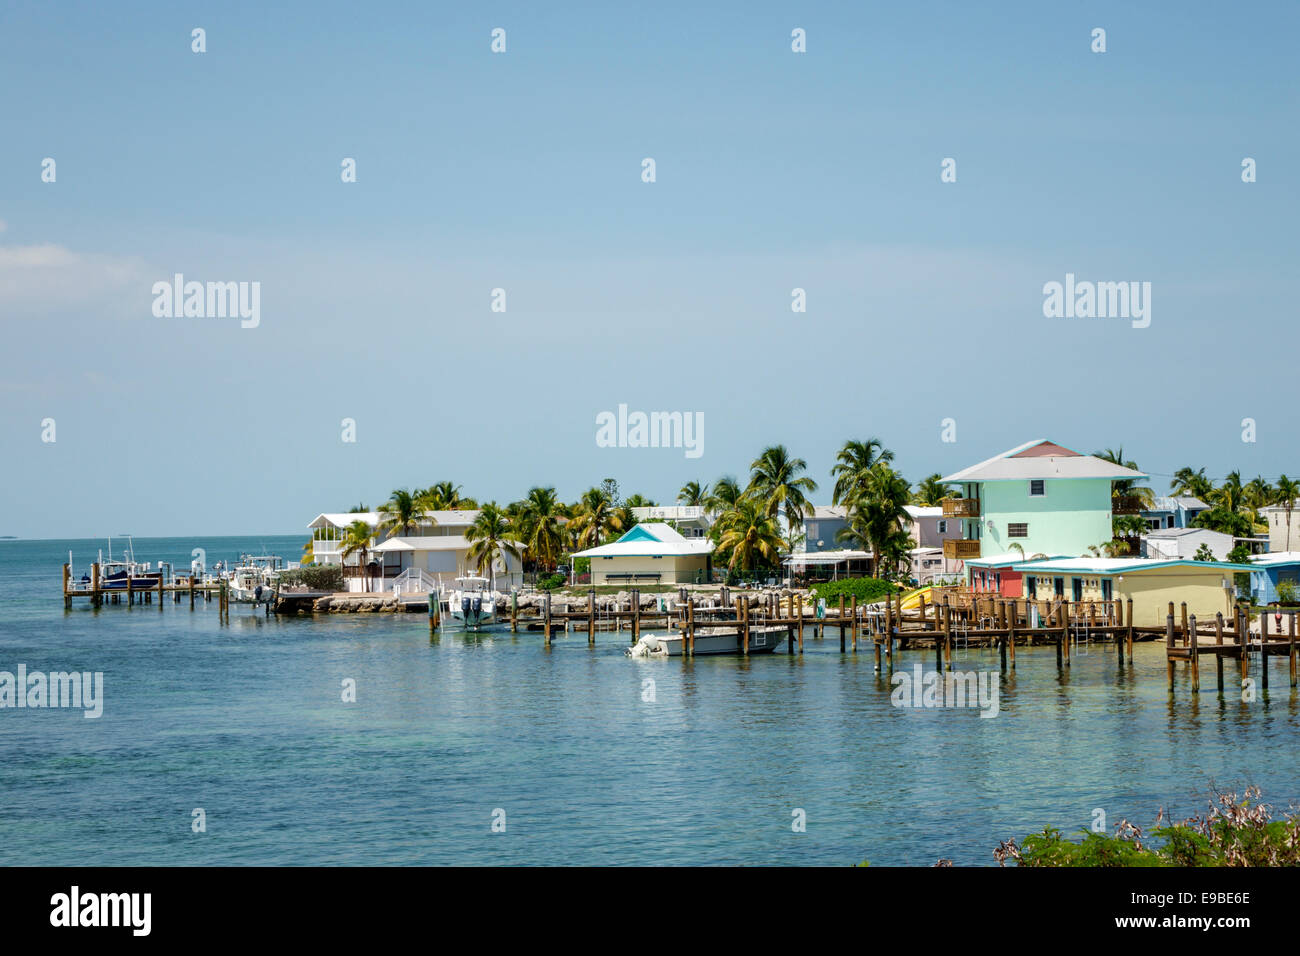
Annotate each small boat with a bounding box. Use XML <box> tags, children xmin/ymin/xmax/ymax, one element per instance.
<box><xmin>85</xmin><ymin>537</ymin><xmax>167</xmax><ymax>590</ymax></box>
<box><xmin>626</xmin><ymin>625</ymin><xmax>788</xmax><ymax>657</ymax></box>
<box><xmin>446</xmin><ymin>575</ymin><xmax>496</xmax><ymax>629</ymax></box>
<box><xmin>226</xmin><ymin>554</ymin><xmax>283</xmax><ymax>604</ymax></box>
<box><xmin>97</xmin><ymin>563</ymin><xmax>164</xmax><ymax>590</ymax></box>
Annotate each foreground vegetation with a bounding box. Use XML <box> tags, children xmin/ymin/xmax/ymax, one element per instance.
<box><xmin>992</xmin><ymin>787</ymin><xmax>1300</xmax><ymax>867</ymax></box>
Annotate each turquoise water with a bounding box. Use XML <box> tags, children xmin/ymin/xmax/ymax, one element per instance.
<box><xmin>1</xmin><ymin>535</ymin><xmax>1298</xmax><ymax>865</ymax></box>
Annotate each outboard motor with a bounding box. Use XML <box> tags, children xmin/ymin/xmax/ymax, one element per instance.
<box><xmin>471</xmin><ymin>595</ymin><xmax>482</xmax><ymax>624</ymax></box>
<box><xmin>254</xmin><ymin>584</ymin><xmax>264</xmax><ymax>603</ymax></box>
<box><xmin>461</xmin><ymin>595</ymin><xmax>472</xmax><ymax>621</ymax></box>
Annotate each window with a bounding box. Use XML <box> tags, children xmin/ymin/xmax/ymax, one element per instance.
<box><xmin>937</xmin><ymin>520</ymin><xmax>948</xmax><ymax>533</ymax></box>
<box><xmin>1029</xmin><ymin>479</ymin><xmax>1045</xmax><ymax>497</ymax></box>
<box><xmin>1008</xmin><ymin>523</ymin><xmax>1028</xmax><ymax>538</ymax></box>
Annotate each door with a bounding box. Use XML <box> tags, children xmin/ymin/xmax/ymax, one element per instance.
<box><xmin>1072</xmin><ymin>577</ymin><xmax>1083</xmax><ymax>602</ymax></box>
<box><xmin>1026</xmin><ymin>576</ymin><xmax>1037</xmax><ymax>599</ymax></box>
<box><xmin>1101</xmin><ymin>579</ymin><xmax>1113</xmax><ymax>602</ymax></box>
<box><xmin>1054</xmin><ymin>577</ymin><xmax>1064</xmax><ymax>599</ymax></box>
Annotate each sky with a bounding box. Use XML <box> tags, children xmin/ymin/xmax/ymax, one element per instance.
<box><xmin>2</xmin><ymin>1</ymin><xmax>1297</xmax><ymax>538</ymax></box>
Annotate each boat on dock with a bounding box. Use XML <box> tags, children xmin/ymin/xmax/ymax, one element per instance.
<box><xmin>226</xmin><ymin>554</ymin><xmax>283</xmax><ymax>604</ymax></box>
<box><xmin>79</xmin><ymin>537</ymin><xmax>169</xmax><ymax>590</ymax></box>
<box><xmin>446</xmin><ymin>575</ymin><xmax>496</xmax><ymax>629</ymax></box>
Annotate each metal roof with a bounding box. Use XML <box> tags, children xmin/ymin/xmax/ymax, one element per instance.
<box><xmin>940</xmin><ymin>439</ymin><xmax>1147</xmax><ymax>483</ymax></box>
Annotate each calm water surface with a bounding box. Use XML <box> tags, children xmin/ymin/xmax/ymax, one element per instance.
<box><xmin>1</xmin><ymin>536</ymin><xmax>1297</xmax><ymax>865</ymax></box>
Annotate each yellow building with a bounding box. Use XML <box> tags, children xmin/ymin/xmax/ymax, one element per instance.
<box><xmin>572</xmin><ymin>523</ymin><xmax>713</xmax><ymax>586</ymax></box>
<box><xmin>1010</xmin><ymin>558</ymin><xmax>1252</xmax><ymax>627</ymax></box>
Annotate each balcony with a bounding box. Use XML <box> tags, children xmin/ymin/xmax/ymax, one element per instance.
<box><xmin>944</xmin><ymin>539</ymin><xmax>981</xmax><ymax>560</ymax></box>
<box><xmin>1112</xmin><ymin>495</ymin><xmax>1144</xmax><ymax>514</ymax></box>
<box><xmin>942</xmin><ymin>498</ymin><xmax>981</xmax><ymax>518</ymax></box>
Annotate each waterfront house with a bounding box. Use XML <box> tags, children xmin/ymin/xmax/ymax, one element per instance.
<box><xmin>1247</xmin><ymin>552</ymin><xmax>1300</xmax><ymax>605</ymax></box>
<box><xmin>307</xmin><ymin>510</ymin><xmax>525</xmax><ymax>592</ymax></box>
<box><xmin>1141</xmin><ymin>495</ymin><xmax>1209</xmax><ymax>531</ymax></box>
<box><xmin>904</xmin><ymin>504</ymin><xmax>964</xmax><ymax>581</ymax></box>
<box><xmin>939</xmin><ymin>439</ymin><xmax>1146</xmax><ymax>565</ymax></box>
<box><xmin>784</xmin><ymin>549</ymin><xmax>874</xmax><ymax>582</ymax></box>
<box><xmin>803</xmin><ymin>506</ymin><xmax>849</xmax><ymax>553</ymax></box>
<box><xmin>1260</xmin><ymin>501</ymin><xmax>1300</xmax><ymax>553</ymax></box>
<box><xmin>964</xmin><ymin>551</ymin><xmax>1063</xmax><ymax>598</ymax></box>
<box><xmin>1009</xmin><ymin>557</ymin><xmax>1251</xmax><ymax>627</ymax></box>
<box><xmin>1142</xmin><ymin>526</ymin><xmax>1234</xmax><ymax>561</ymax></box>
<box><xmin>572</xmin><ymin>522</ymin><xmax>713</xmax><ymax>586</ymax></box>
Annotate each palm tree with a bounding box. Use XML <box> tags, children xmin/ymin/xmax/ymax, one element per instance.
<box><xmin>301</xmin><ymin>537</ymin><xmax>315</xmax><ymax>566</ymax></box>
<box><xmin>377</xmin><ymin>488</ymin><xmax>424</xmax><ymax>539</ymax></box>
<box><xmin>678</xmin><ymin>481</ymin><xmax>709</xmax><ymax>507</ymax></box>
<box><xmin>1212</xmin><ymin>470</ymin><xmax>1245</xmax><ymax>514</ymax></box>
<box><xmin>340</xmin><ymin>519</ymin><xmax>374</xmax><ymax>591</ymax></box>
<box><xmin>837</xmin><ymin>462</ymin><xmax>913</xmax><ymax>581</ymax></box>
<box><xmin>912</xmin><ymin>473</ymin><xmax>956</xmax><ymax>507</ymax></box>
<box><xmin>465</xmin><ymin>503</ymin><xmax>522</xmax><ymax>590</ymax></box>
<box><xmin>1274</xmin><ymin>475</ymin><xmax>1300</xmax><ymax>551</ymax></box>
<box><xmin>417</xmin><ymin>481</ymin><xmax>478</xmax><ymax>512</ymax></box>
<box><xmin>1094</xmin><ymin>446</ymin><xmax>1155</xmax><ymax>508</ymax></box>
<box><xmin>714</xmin><ymin>497</ymin><xmax>783</xmax><ymax>572</ymax></box>
<box><xmin>1245</xmin><ymin>476</ymin><xmax>1275</xmax><ymax>529</ymax></box>
<box><xmin>831</xmin><ymin>438</ymin><xmax>894</xmax><ymax>506</ymax></box>
<box><xmin>1171</xmin><ymin>466</ymin><xmax>1214</xmax><ymax>501</ymax></box>
<box><xmin>704</xmin><ymin>476</ymin><xmax>744</xmax><ymax>513</ymax></box>
<box><xmin>748</xmin><ymin>445</ymin><xmax>819</xmax><ymax>529</ymax></box>
<box><xmin>514</xmin><ymin>487</ymin><xmax>567</xmax><ymax>572</ymax></box>
<box><xmin>623</xmin><ymin>493</ymin><xmax>658</xmax><ymax>509</ymax></box>
<box><xmin>570</xmin><ymin>487</ymin><xmax>624</xmax><ymax>549</ymax></box>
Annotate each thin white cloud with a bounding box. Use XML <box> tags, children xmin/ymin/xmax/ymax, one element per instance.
<box><xmin>0</xmin><ymin>242</ymin><xmax>150</xmax><ymax>317</ymax></box>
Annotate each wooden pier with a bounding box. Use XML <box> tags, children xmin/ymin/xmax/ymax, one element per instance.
<box><xmin>64</xmin><ymin>562</ymin><xmax>239</xmax><ymax>621</ymax></box>
<box><xmin>62</xmin><ymin>564</ymin><xmax>1299</xmax><ymax>689</ymax></box>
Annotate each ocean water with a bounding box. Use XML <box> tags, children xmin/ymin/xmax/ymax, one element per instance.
<box><xmin>1</xmin><ymin>535</ymin><xmax>1297</xmax><ymax>866</ymax></box>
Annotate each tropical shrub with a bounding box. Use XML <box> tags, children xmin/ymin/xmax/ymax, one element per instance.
<box><xmin>278</xmin><ymin>565</ymin><xmax>344</xmax><ymax>592</ymax></box>
<box><xmin>808</xmin><ymin>577</ymin><xmax>898</xmax><ymax>604</ymax></box>
<box><xmin>1276</xmin><ymin>579</ymin><xmax>1297</xmax><ymax>605</ymax></box>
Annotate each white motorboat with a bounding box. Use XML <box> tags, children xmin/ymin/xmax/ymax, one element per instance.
<box><xmin>626</xmin><ymin>625</ymin><xmax>788</xmax><ymax>657</ymax></box>
<box><xmin>226</xmin><ymin>554</ymin><xmax>282</xmax><ymax>604</ymax></box>
<box><xmin>446</xmin><ymin>575</ymin><xmax>496</xmax><ymax>629</ymax></box>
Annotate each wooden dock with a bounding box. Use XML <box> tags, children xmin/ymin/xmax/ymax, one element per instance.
<box><xmin>63</xmin><ymin>565</ymin><xmax>1299</xmax><ymax>689</ymax></box>
<box><xmin>64</xmin><ymin>562</ymin><xmax>239</xmax><ymax>622</ymax></box>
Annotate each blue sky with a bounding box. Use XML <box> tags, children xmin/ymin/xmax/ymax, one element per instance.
<box><xmin>2</xmin><ymin>1</ymin><xmax>1297</xmax><ymax>538</ymax></box>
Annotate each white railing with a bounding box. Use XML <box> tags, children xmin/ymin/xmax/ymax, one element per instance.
<box><xmin>391</xmin><ymin>567</ymin><xmax>439</xmax><ymax>595</ymax></box>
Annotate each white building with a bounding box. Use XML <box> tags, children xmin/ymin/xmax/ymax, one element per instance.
<box><xmin>307</xmin><ymin>510</ymin><xmax>525</xmax><ymax>592</ymax></box>
<box><xmin>1142</xmin><ymin>526</ymin><xmax>1234</xmax><ymax>561</ymax></box>
<box><xmin>573</xmin><ymin>523</ymin><xmax>713</xmax><ymax>585</ymax></box>
<box><xmin>630</xmin><ymin>505</ymin><xmax>713</xmax><ymax>539</ymax></box>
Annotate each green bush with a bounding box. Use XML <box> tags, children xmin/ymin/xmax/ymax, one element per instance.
<box><xmin>278</xmin><ymin>565</ymin><xmax>344</xmax><ymax>592</ymax></box>
<box><xmin>536</xmin><ymin>572</ymin><xmax>566</xmax><ymax>591</ymax></box>
<box><xmin>808</xmin><ymin>577</ymin><xmax>898</xmax><ymax>604</ymax></box>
